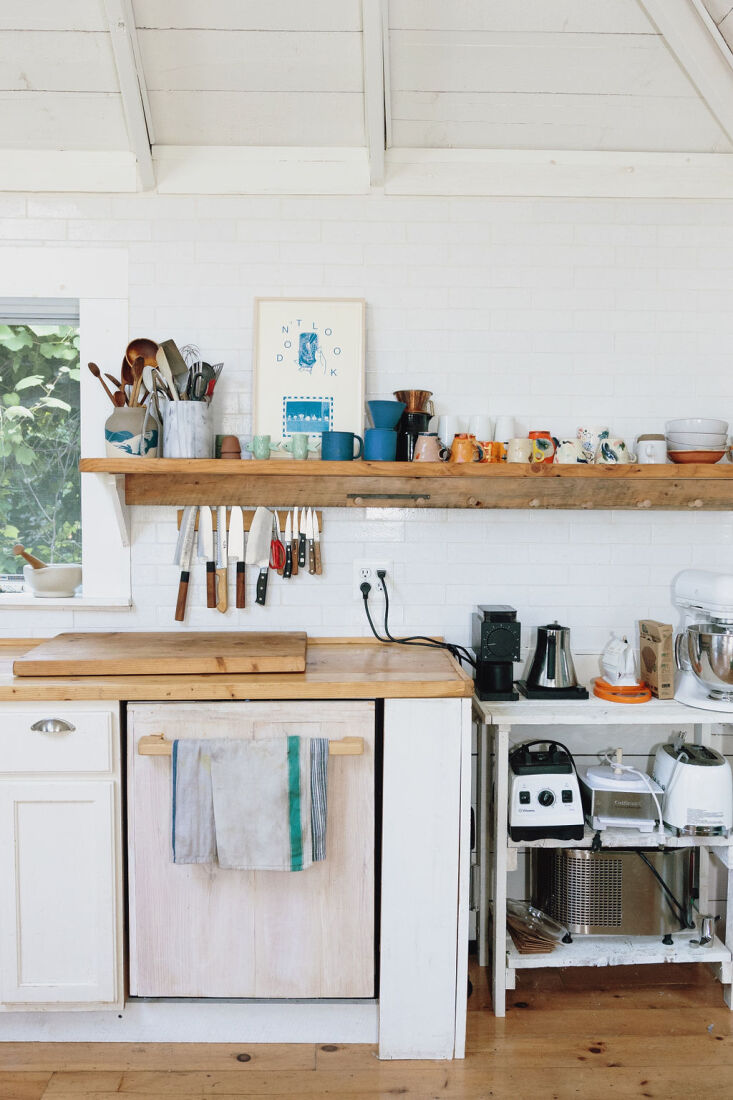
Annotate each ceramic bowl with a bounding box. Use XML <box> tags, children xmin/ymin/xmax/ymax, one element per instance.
<box><xmin>23</xmin><ymin>563</ymin><xmax>82</xmax><ymax>598</ymax></box>
<box><xmin>666</xmin><ymin>432</ymin><xmax>727</xmax><ymax>447</ymax></box>
<box><xmin>666</xmin><ymin>438</ymin><xmax>727</xmax><ymax>451</ymax></box>
<box><xmin>666</xmin><ymin>418</ymin><xmax>728</xmax><ymax>435</ymax></box>
<box><xmin>667</xmin><ymin>449</ymin><xmax>725</xmax><ymax>464</ymax></box>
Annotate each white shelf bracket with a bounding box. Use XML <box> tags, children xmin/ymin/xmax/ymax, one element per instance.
<box><xmin>103</xmin><ymin>474</ymin><xmax>130</xmax><ymax>547</ymax></box>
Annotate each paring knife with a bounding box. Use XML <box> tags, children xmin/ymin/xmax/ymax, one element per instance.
<box><xmin>199</xmin><ymin>505</ymin><xmax>216</xmax><ymax>608</ymax></box>
<box><xmin>306</xmin><ymin>507</ymin><xmax>316</xmax><ymax>575</ymax></box>
<box><xmin>284</xmin><ymin>511</ymin><xmax>293</xmax><ymax>579</ymax></box>
<box><xmin>291</xmin><ymin>506</ymin><xmax>299</xmax><ymax>576</ymax></box>
<box><xmin>228</xmin><ymin>505</ymin><xmax>245</xmax><ymax>608</ymax></box>
<box><xmin>313</xmin><ymin>509</ymin><xmax>322</xmax><ymax>575</ymax></box>
<box><xmin>298</xmin><ymin>506</ymin><xmax>307</xmax><ymax>568</ymax></box>
<box><xmin>216</xmin><ymin>505</ymin><xmax>228</xmax><ymax>612</ymax></box>
<box><xmin>174</xmin><ymin>506</ymin><xmax>198</xmax><ymax>622</ymax></box>
<box><xmin>246</xmin><ymin>505</ymin><xmax>272</xmax><ymax>606</ymax></box>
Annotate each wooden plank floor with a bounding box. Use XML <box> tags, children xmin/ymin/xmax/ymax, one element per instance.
<box><xmin>1</xmin><ymin>959</ymin><xmax>731</xmax><ymax>1099</ymax></box>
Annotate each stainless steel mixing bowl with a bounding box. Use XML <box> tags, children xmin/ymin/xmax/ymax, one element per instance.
<box><xmin>682</xmin><ymin>623</ymin><xmax>733</xmax><ymax>699</ymax></box>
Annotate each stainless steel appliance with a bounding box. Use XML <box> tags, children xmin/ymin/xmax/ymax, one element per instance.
<box><xmin>673</xmin><ymin>569</ymin><xmax>733</xmax><ymax>711</ymax></box>
<box><xmin>517</xmin><ymin>622</ymin><xmax>588</xmax><ymax>700</ymax></box>
<box><xmin>508</xmin><ymin>741</ymin><xmax>584</xmax><ymax>842</ymax></box>
<box><xmin>579</xmin><ymin>752</ymin><xmax>662</xmax><ymax>832</ymax></box>
<box><xmin>652</xmin><ymin>740</ymin><xmax>733</xmax><ymax>837</ymax></box>
<box><xmin>533</xmin><ymin>848</ymin><xmax>690</xmax><ymax>936</ymax></box>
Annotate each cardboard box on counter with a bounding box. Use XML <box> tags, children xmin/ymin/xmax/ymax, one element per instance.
<box><xmin>639</xmin><ymin>620</ymin><xmax>674</xmax><ymax>699</ymax></box>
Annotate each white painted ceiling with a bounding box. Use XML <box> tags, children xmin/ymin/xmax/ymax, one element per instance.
<box><xmin>2</xmin><ymin>0</ymin><xmax>733</xmax><ymax>182</ymax></box>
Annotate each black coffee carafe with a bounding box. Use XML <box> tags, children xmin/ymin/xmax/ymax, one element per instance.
<box><xmin>396</xmin><ymin>410</ymin><xmax>432</xmax><ymax>460</ymax></box>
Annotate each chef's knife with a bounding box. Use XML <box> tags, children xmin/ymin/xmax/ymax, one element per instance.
<box><xmin>298</xmin><ymin>506</ymin><xmax>307</xmax><ymax>568</ymax></box>
<box><xmin>174</xmin><ymin>506</ymin><xmax>198</xmax><ymax>622</ymax></box>
<box><xmin>284</xmin><ymin>511</ymin><xmax>293</xmax><ymax>579</ymax></box>
<box><xmin>199</xmin><ymin>506</ymin><xmax>216</xmax><ymax>608</ymax></box>
<box><xmin>245</xmin><ymin>505</ymin><xmax>272</xmax><ymax>605</ymax></box>
<box><xmin>291</xmin><ymin>506</ymin><xmax>299</xmax><ymax>576</ymax></box>
<box><xmin>313</xmin><ymin>509</ymin><xmax>322</xmax><ymax>575</ymax></box>
<box><xmin>306</xmin><ymin>507</ymin><xmax>316</xmax><ymax>575</ymax></box>
<box><xmin>216</xmin><ymin>505</ymin><xmax>228</xmax><ymax>612</ymax></box>
<box><xmin>228</xmin><ymin>505</ymin><xmax>245</xmax><ymax>608</ymax></box>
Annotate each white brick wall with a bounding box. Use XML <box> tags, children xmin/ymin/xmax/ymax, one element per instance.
<box><xmin>3</xmin><ymin>192</ymin><xmax>733</xmax><ymax>655</ymax></box>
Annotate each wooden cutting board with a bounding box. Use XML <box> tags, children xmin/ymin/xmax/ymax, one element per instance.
<box><xmin>13</xmin><ymin>632</ymin><xmax>308</xmax><ymax>677</ymax></box>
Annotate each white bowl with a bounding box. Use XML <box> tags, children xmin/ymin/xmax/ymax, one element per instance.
<box><xmin>23</xmin><ymin>564</ymin><xmax>82</xmax><ymax>598</ymax></box>
<box><xmin>666</xmin><ymin>434</ymin><xmax>727</xmax><ymax>448</ymax></box>
<box><xmin>666</xmin><ymin>418</ymin><xmax>728</xmax><ymax>435</ymax></box>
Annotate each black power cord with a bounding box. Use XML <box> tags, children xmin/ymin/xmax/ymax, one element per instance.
<box><xmin>360</xmin><ymin>573</ymin><xmax>477</xmax><ymax>670</ymax></box>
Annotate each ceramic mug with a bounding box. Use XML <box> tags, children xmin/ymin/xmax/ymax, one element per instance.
<box><xmin>437</xmin><ymin>414</ymin><xmax>465</xmax><ymax>446</ymax></box>
<box><xmin>468</xmin><ymin>414</ymin><xmax>493</xmax><ymax>441</ymax></box>
<box><xmin>554</xmin><ymin>439</ymin><xmax>585</xmax><ymax>464</ymax></box>
<box><xmin>506</xmin><ymin>437</ymin><xmax>532</xmax><ymax>463</ymax></box>
<box><xmin>364</xmin><ymin>428</ymin><xmax>397</xmax><ymax>461</ymax></box>
<box><xmin>596</xmin><ymin>437</ymin><xmax>635</xmax><ymax>464</ymax></box>
<box><xmin>244</xmin><ymin>434</ymin><xmax>272</xmax><ymax>460</ymax></box>
<box><xmin>494</xmin><ymin>415</ymin><xmax>515</xmax><ymax>444</ymax></box>
<box><xmin>413</xmin><ymin>432</ymin><xmax>443</xmax><ymax>462</ymax></box>
<box><xmin>484</xmin><ymin>441</ymin><xmax>506</xmax><ymax>463</ymax></box>
<box><xmin>162</xmin><ymin>402</ymin><xmax>211</xmax><ymax>458</ymax></box>
<box><xmin>105</xmin><ymin>406</ymin><xmax>159</xmax><ymax>458</ymax></box>
<box><xmin>321</xmin><ymin>430</ymin><xmax>364</xmax><ymax>460</ymax></box>
<box><xmin>577</xmin><ymin>425</ymin><xmax>610</xmax><ymax>464</ymax></box>
<box><xmin>279</xmin><ymin>433</ymin><xmax>312</xmax><ymax>460</ymax></box>
<box><xmin>636</xmin><ymin>435</ymin><xmax>667</xmax><ymax>464</ymax></box>
<box><xmin>529</xmin><ymin>431</ymin><xmax>557</xmax><ymax>464</ymax></box>
<box><xmin>446</xmin><ymin>433</ymin><xmax>483</xmax><ymax>463</ymax></box>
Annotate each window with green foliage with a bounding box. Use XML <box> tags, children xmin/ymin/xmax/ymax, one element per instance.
<box><xmin>0</xmin><ymin>310</ymin><xmax>81</xmax><ymax>574</ymax></box>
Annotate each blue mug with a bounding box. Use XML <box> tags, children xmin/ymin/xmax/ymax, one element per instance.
<box><xmin>364</xmin><ymin>428</ymin><xmax>397</xmax><ymax>461</ymax></box>
<box><xmin>321</xmin><ymin>430</ymin><xmax>364</xmax><ymax>461</ymax></box>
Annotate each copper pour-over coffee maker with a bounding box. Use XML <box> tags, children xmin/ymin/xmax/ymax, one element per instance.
<box><xmin>394</xmin><ymin>390</ymin><xmax>434</xmax><ymax>460</ymax></box>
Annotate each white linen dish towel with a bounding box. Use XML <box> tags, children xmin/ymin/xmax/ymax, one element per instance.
<box><xmin>171</xmin><ymin>736</ymin><xmax>328</xmax><ymax>870</ymax></box>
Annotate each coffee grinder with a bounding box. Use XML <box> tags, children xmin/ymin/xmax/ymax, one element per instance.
<box><xmin>471</xmin><ymin>605</ymin><xmax>521</xmax><ymax>701</ymax></box>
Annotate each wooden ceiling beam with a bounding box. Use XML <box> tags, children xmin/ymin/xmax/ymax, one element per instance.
<box><xmin>362</xmin><ymin>0</ymin><xmax>387</xmax><ymax>187</ymax></box>
<box><xmin>103</xmin><ymin>0</ymin><xmax>155</xmax><ymax>191</ymax></box>
<box><xmin>638</xmin><ymin>0</ymin><xmax>733</xmax><ymax>145</ymax></box>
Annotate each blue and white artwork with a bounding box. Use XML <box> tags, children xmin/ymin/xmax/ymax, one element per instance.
<box><xmin>283</xmin><ymin>397</ymin><xmax>333</xmax><ymax>435</ymax></box>
<box><xmin>254</xmin><ymin>298</ymin><xmax>365</xmax><ymax>443</ymax></box>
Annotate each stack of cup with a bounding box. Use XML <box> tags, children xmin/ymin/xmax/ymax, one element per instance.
<box><xmin>364</xmin><ymin>400</ymin><xmax>406</xmax><ymax>461</ymax></box>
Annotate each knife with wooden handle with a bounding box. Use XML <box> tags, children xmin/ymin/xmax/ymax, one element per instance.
<box><xmin>291</xmin><ymin>507</ymin><xmax>299</xmax><ymax>576</ymax></box>
<box><xmin>313</xmin><ymin>509</ymin><xmax>322</xmax><ymax>575</ymax></box>
<box><xmin>228</xmin><ymin>505</ymin><xmax>245</xmax><ymax>608</ymax></box>
<box><xmin>173</xmin><ymin>506</ymin><xmax>197</xmax><ymax>622</ymax></box>
<box><xmin>199</xmin><ymin>506</ymin><xmax>216</xmax><ymax>608</ymax></box>
<box><xmin>216</xmin><ymin>505</ymin><xmax>228</xmax><ymax>612</ymax></box>
<box><xmin>306</xmin><ymin>507</ymin><xmax>316</xmax><ymax>575</ymax></box>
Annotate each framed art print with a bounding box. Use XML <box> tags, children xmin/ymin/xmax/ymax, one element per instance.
<box><xmin>253</xmin><ymin>297</ymin><xmax>366</xmax><ymax>444</ymax></box>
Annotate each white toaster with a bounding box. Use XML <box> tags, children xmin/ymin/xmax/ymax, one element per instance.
<box><xmin>652</xmin><ymin>742</ymin><xmax>733</xmax><ymax>837</ymax></box>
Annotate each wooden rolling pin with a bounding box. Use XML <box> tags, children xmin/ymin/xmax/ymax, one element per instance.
<box><xmin>14</xmin><ymin>544</ymin><xmax>47</xmax><ymax>570</ymax></box>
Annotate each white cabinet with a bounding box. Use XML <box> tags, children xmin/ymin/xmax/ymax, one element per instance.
<box><xmin>0</xmin><ymin>703</ymin><xmax>122</xmax><ymax>1010</ymax></box>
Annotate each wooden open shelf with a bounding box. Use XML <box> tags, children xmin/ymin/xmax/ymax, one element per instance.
<box><xmin>80</xmin><ymin>458</ymin><xmax>733</xmax><ymax>510</ymax></box>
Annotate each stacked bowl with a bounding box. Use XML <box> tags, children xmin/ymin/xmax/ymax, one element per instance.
<box><xmin>665</xmin><ymin>418</ymin><xmax>728</xmax><ymax>464</ymax></box>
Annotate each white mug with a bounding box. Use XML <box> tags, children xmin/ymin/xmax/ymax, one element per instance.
<box><xmin>494</xmin><ymin>415</ymin><xmax>515</xmax><ymax>443</ymax></box>
<box><xmin>554</xmin><ymin>439</ymin><xmax>585</xmax><ymax>464</ymax></box>
<box><xmin>437</xmin><ymin>415</ymin><xmax>465</xmax><ymax>446</ymax></box>
<box><xmin>636</xmin><ymin>438</ymin><xmax>667</xmax><ymax>464</ymax></box>
<box><xmin>506</xmin><ymin>437</ymin><xmax>532</xmax><ymax>463</ymax></box>
<box><xmin>468</xmin><ymin>414</ymin><xmax>493</xmax><ymax>441</ymax></box>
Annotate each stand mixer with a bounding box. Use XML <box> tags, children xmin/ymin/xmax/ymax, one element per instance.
<box><xmin>673</xmin><ymin>569</ymin><xmax>733</xmax><ymax>711</ymax></box>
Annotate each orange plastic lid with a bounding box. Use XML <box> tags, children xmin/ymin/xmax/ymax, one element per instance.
<box><xmin>593</xmin><ymin>678</ymin><xmax>652</xmax><ymax>704</ymax></box>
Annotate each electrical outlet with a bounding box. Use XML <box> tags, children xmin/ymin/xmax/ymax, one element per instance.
<box><xmin>354</xmin><ymin>560</ymin><xmax>391</xmax><ymax>600</ymax></box>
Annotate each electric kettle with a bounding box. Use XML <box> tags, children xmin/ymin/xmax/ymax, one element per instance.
<box><xmin>525</xmin><ymin>623</ymin><xmax>579</xmax><ymax>691</ymax></box>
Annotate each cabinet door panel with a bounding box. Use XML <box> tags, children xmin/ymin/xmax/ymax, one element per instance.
<box><xmin>128</xmin><ymin>701</ymin><xmax>375</xmax><ymax>998</ymax></box>
<box><xmin>0</xmin><ymin>780</ymin><xmax>118</xmax><ymax>1005</ymax></box>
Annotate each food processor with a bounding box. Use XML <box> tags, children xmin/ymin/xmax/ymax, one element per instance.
<box><xmin>673</xmin><ymin>569</ymin><xmax>733</xmax><ymax>712</ymax></box>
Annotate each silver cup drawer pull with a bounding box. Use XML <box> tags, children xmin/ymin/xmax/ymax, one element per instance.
<box><xmin>30</xmin><ymin>718</ymin><xmax>76</xmax><ymax>735</ymax></box>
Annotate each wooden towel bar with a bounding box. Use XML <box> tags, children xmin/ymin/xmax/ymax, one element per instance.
<box><xmin>137</xmin><ymin>734</ymin><xmax>364</xmax><ymax>757</ymax></box>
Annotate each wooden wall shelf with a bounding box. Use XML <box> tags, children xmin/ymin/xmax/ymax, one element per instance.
<box><xmin>79</xmin><ymin>458</ymin><xmax>733</xmax><ymax>511</ymax></box>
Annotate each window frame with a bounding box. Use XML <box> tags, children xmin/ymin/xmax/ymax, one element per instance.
<box><xmin>0</xmin><ymin>248</ymin><xmax>130</xmax><ymax>607</ymax></box>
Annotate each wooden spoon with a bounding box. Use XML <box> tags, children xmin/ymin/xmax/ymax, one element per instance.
<box><xmin>129</xmin><ymin>356</ymin><xmax>146</xmax><ymax>407</ymax></box>
<box><xmin>105</xmin><ymin>373</ymin><xmax>122</xmax><ymax>389</ymax></box>
<box><xmin>13</xmin><ymin>544</ymin><xmax>47</xmax><ymax>569</ymax></box>
<box><xmin>125</xmin><ymin>337</ymin><xmax>159</xmax><ymax>368</ymax></box>
<box><xmin>87</xmin><ymin>362</ymin><xmax>117</xmax><ymax>405</ymax></box>
<box><xmin>112</xmin><ymin>390</ymin><xmax>127</xmax><ymax>407</ymax></box>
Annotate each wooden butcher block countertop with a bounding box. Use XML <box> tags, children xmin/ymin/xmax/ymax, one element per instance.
<box><xmin>0</xmin><ymin>637</ymin><xmax>473</xmax><ymax>702</ymax></box>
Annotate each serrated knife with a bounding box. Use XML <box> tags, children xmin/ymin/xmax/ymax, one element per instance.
<box><xmin>174</xmin><ymin>506</ymin><xmax>198</xmax><ymax>622</ymax></box>
<box><xmin>228</xmin><ymin>505</ymin><xmax>245</xmax><ymax>608</ymax></box>
<box><xmin>199</xmin><ymin>505</ymin><xmax>216</xmax><ymax>608</ymax></box>
<box><xmin>216</xmin><ymin>505</ymin><xmax>228</xmax><ymax>612</ymax></box>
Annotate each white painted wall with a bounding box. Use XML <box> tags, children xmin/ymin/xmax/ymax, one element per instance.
<box><xmin>2</xmin><ymin>191</ymin><xmax>733</xmax><ymax>657</ymax></box>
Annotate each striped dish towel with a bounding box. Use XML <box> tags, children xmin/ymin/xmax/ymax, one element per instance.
<box><xmin>171</xmin><ymin>736</ymin><xmax>329</xmax><ymax>871</ymax></box>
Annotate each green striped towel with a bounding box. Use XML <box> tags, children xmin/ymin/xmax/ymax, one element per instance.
<box><xmin>172</xmin><ymin>736</ymin><xmax>328</xmax><ymax>871</ymax></box>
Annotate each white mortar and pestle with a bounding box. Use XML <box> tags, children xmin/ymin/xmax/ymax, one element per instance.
<box><xmin>14</xmin><ymin>544</ymin><xmax>82</xmax><ymax>598</ymax></box>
